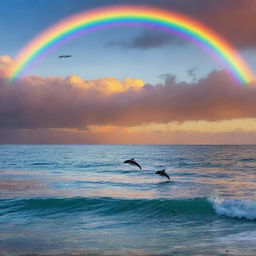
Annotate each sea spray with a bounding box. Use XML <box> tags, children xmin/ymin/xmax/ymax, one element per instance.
<box><xmin>210</xmin><ymin>197</ymin><xmax>256</xmax><ymax>220</ymax></box>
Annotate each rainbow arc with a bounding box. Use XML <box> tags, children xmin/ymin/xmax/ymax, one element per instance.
<box><xmin>7</xmin><ymin>5</ymin><xmax>255</xmax><ymax>84</ymax></box>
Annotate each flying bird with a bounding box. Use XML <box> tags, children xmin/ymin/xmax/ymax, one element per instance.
<box><xmin>123</xmin><ymin>158</ymin><xmax>142</xmax><ymax>170</ymax></box>
<box><xmin>155</xmin><ymin>169</ymin><xmax>170</xmax><ymax>180</ymax></box>
<box><xmin>58</xmin><ymin>55</ymin><xmax>72</xmax><ymax>58</ymax></box>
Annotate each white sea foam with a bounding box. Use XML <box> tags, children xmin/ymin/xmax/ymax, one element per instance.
<box><xmin>210</xmin><ymin>197</ymin><xmax>256</xmax><ymax>220</ymax></box>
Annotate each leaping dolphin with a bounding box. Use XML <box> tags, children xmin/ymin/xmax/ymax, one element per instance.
<box><xmin>123</xmin><ymin>158</ymin><xmax>142</xmax><ymax>170</ymax></box>
<box><xmin>155</xmin><ymin>169</ymin><xmax>170</xmax><ymax>180</ymax></box>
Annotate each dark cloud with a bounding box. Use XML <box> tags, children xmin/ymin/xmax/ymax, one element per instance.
<box><xmin>0</xmin><ymin>71</ymin><xmax>256</xmax><ymax>130</ymax></box>
<box><xmin>106</xmin><ymin>31</ymin><xmax>184</xmax><ymax>49</ymax></box>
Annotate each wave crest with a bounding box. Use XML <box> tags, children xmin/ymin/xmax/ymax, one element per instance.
<box><xmin>210</xmin><ymin>197</ymin><xmax>256</xmax><ymax>220</ymax></box>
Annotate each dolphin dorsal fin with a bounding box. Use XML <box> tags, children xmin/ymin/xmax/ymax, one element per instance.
<box><xmin>162</xmin><ymin>169</ymin><xmax>166</xmax><ymax>172</ymax></box>
<box><xmin>131</xmin><ymin>158</ymin><xmax>134</xmax><ymax>161</ymax></box>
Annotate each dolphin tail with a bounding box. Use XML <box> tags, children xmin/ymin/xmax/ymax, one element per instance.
<box><xmin>164</xmin><ymin>173</ymin><xmax>170</xmax><ymax>180</ymax></box>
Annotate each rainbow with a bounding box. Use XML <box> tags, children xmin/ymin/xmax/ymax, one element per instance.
<box><xmin>7</xmin><ymin>5</ymin><xmax>255</xmax><ymax>83</ymax></box>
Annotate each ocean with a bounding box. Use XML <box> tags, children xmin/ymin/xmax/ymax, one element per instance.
<box><xmin>0</xmin><ymin>145</ymin><xmax>255</xmax><ymax>256</ymax></box>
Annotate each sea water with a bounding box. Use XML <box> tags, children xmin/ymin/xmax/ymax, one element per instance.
<box><xmin>0</xmin><ymin>145</ymin><xmax>255</xmax><ymax>256</ymax></box>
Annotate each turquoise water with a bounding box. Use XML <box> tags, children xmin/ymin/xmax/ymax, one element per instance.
<box><xmin>0</xmin><ymin>145</ymin><xmax>255</xmax><ymax>256</ymax></box>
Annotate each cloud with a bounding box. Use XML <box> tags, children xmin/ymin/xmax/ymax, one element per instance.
<box><xmin>106</xmin><ymin>31</ymin><xmax>183</xmax><ymax>49</ymax></box>
<box><xmin>0</xmin><ymin>55</ymin><xmax>13</xmax><ymax>77</ymax></box>
<box><xmin>1</xmin><ymin>56</ymin><xmax>256</xmax><ymax>144</ymax></box>
<box><xmin>1</xmin><ymin>62</ymin><xmax>256</xmax><ymax>130</ymax></box>
<box><xmin>65</xmin><ymin>75</ymin><xmax>144</xmax><ymax>94</ymax></box>
<box><xmin>123</xmin><ymin>119</ymin><xmax>256</xmax><ymax>133</ymax></box>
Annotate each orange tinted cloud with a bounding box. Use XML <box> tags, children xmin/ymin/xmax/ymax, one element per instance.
<box><xmin>89</xmin><ymin>119</ymin><xmax>256</xmax><ymax>134</ymax></box>
<box><xmin>0</xmin><ymin>55</ymin><xmax>13</xmax><ymax>77</ymax></box>
<box><xmin>66</xmin><ymin>75</ymin><xmax>144</xmax><ymax>94</ymax></box>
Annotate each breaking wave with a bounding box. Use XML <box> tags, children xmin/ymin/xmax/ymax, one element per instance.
<box><xmin>1</xmin><ymin>197</ymin><xmax>255</xmax><ymax>220</ymax></box>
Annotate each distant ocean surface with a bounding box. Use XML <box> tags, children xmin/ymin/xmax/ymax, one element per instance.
<box><xmin>0</xmin><ymin>145</ymin><xmax>255</xmax><ymax>256</ymax></box>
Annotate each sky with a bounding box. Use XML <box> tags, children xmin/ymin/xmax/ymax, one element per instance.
<box><xmin>1</xmin><ymin>0</ymin><xmax>256</xmax><ymax>144</ymax></box>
